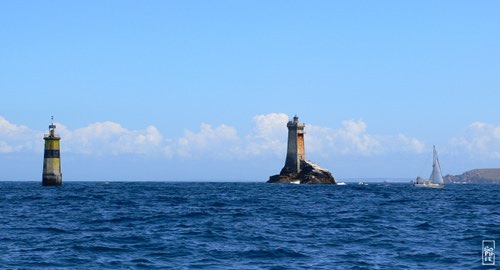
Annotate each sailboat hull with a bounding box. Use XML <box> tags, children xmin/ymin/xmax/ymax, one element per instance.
<box><xmin>414</xmin><ymin>182</ymin><xmax>444</xmax><ymax>189</ymax></box>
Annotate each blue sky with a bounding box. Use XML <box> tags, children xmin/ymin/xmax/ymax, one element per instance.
<box><xmin>1</xmin><ymin>1</ymin><xmax>499</xmax><ymax>181</ymax></box>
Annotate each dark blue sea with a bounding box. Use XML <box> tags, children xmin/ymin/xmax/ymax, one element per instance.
<box><xmin>0</xmin><ymin>182</ymin><xmax>498</xmax><ymax>269</ymax></box>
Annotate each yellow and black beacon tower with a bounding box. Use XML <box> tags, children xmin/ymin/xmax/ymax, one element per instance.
<box><xmin>42</xmin><ymin>116</ymin><xmax>62</xmax><ymax>186</ymax></box>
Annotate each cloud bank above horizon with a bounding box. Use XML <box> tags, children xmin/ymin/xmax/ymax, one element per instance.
<box><xmin>1</xmin><ymin>114</ymin><xmax>498</xmax><ymax>160</ymax></box>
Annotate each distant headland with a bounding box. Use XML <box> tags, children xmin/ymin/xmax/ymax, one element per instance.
<box><xmin>444</xmin><ymin>168</ymin><xmax>500</xmax><ymax>184</ymax></box>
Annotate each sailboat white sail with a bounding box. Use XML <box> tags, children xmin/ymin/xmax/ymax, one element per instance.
<box><xmin>414</xmin><ymin>145</ymin><xmax>445</xmax><ymax>188</ymax></box>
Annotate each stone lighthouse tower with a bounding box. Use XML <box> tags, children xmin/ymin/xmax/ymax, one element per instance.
<box><xmin>42</xmin><ymin>117</ymin><xmax>62</xmax><ymax>186</ymax></box>
<box><xmin>283</xmin><ymin>115</ymin><xmax>305</xmax><ymax>174</ymax></box>
<box><xmin>268</xmin><ymin>115</ymin><xmax>336</xmax><ymax>184</ymax></box>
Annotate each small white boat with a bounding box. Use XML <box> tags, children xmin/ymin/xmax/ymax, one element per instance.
<box><xmin>414</xmin><ymin>145</ymin><xmax>444</xmax><ymax>189</ymax></box>
<box><xmin>336</xmin><ymin>182</ymin><xmax>347</xmax><ymax>185</ymax></box>
<box><xmin>290</xmin><ymin>180</ymin><xmax>300</xmax><ymax>184</ymax></box>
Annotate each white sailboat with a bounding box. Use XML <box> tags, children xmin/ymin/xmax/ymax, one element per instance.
<box><xmin>414</xmin><ymin>145</ymin><xmax>445</xmax><ymax>189</ymax></box>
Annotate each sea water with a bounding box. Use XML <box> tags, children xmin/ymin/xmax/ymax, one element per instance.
<box><xmin>0</xmin><ymin>182</ymin><xmax>498</xmax><ymax>269</ymax></box>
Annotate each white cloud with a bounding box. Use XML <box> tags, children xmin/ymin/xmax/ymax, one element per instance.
<box><xmin>0</xmin><ymin>117</ymin><xmax>30</xmax><ymax>136</ymax></box>
<box><xmin>307</xmin><ymin>120</ymin><xmax>425</xmax><ymax>156</ymax></box>
<box><xmin>0</xmin><ymin>117</ymin><xmax>42</xmax><ymax>153</ymax></box>
<box><xmin>334</xmin><ymin>120</ymin><xmax>384</xmax><ymax>155</ymax></box>
<box><xmin>59</xmin><ymin>121</ymin><xmax>163</xmax><ymax>155</ymax></box>
<box><xmin>177</xmin><ymin>123</ymin><xmax>240</xmax><ymax>158</ymax></box>
<box><xmin>174</xmin><ymin>113</ymin><xmax>288</xmax><ymax>159</ymax></box>
<box><xmin>172</xmin><ymin>116</ymin><xmax>425</xmax><ymax>159</ymax></box>
<box><xmin>0</xmin><ymin>141</ymin><xmax>15</xmax><ymax>153</ymax></box>
<box><xmin>242</xmin><ymin>113</ymin><xmax>288</xmax><ymax>156</ymax></box>
<box><xmin>0</xmin><ymin>114</ymin><xmax>426</xmax><ymax>158</ymax></box>
<box><xmin>393</xmin><ymin>134</ymin><xmax>426</xmax><ymax>153</ymax></box>
<box><xmin>451</xmin><ymin>122</ymin><xmax>500</xmax><ymax>158</ymax></box>
<box><xmin>252</xmin><ymin>113</ymin><xmax>289</xmax><ymax>139</ymax></box>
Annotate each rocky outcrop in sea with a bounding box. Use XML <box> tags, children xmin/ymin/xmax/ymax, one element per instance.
<box><xmin>268</xmin><ymin>160</ymin><xmax>336</xmax><ymax>184</ymax></box>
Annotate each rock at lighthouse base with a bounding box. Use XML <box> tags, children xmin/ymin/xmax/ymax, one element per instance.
<box><xmin>268</xmin><ymin>160</ymin><xmax>336</xmax><ymax>184</ymax></box>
